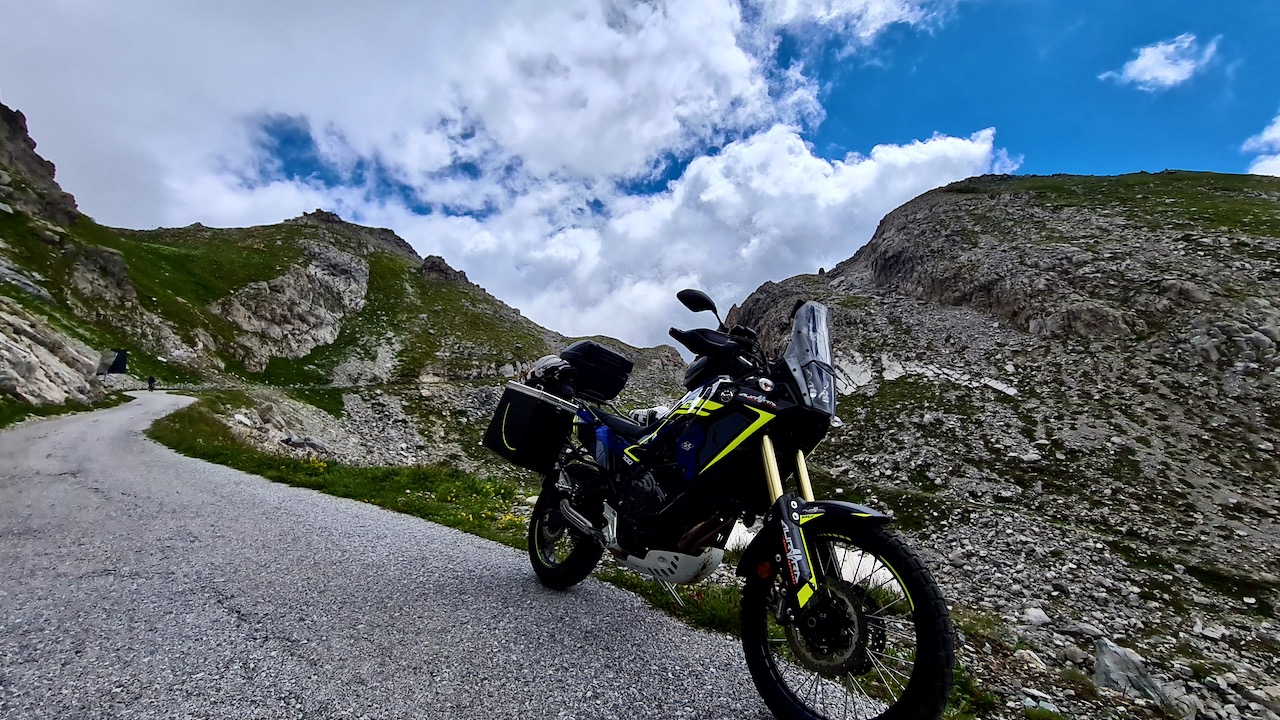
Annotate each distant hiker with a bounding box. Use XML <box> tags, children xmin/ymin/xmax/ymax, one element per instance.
<box><xmin>146</xmin><ymin>376</ymin><xmax>156</xmax><ymax>392</ymax></box>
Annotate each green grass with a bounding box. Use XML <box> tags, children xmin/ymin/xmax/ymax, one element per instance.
<box><xmin>595</xmin><ymin>565</ymin><xmax>743</xmax><ymax>635</ymax></box>
<box><xmin>953</xmin><ymin>607</ymin><xmax>1013</xmax><ymax>649</ymax></box>
<box><xmin>146</xmin><ymin>396</ymin><xmax>527</xmax><ymax>547</ymax></box>
<box><xmin>284</xmin><ymin>387</ymin><xmax>346</xmax><ymax>417</ymax></box>
<box><xmin>943</xmin><ymin>664</ymin><xmax>1002</xmax><ymax>720</ymax></box>
<box><xmin>946</xmin><ymin>171</ymin><xmax>1280</xmax><ymax>239</ymax></box>
<box><xmin>69</xmin><ymin>218</ymin><xmax>301</xmax><ymax>356</ymax></box>
<box><xmin>0</xmin><ymin>391</ymin><xmax>133</xmax><ymax>430</ymax></box>
<box><xmin>1060</xmin><ymin>668</ymin><xmax>1099</xmax><ymax>701</ymax></box>
<box><xmin>253</xmin><ymin>252</ymin><xmax>547</xmax><ymax>388</ymax></box>
<box><xmin>75</xmin><ymin>219</ymin><xmax>301</xmax><ymax>319</ymax></box>
<box><xmin>0</xmin><ymin>211</ymin><xmax>206</xmax><ymax>384</ymax></box>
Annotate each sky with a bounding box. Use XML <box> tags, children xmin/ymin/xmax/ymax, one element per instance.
<box><xmin>2</xmin><ymin>0</ymin><xmax>1279</xmax><ymax>349</ymax></box>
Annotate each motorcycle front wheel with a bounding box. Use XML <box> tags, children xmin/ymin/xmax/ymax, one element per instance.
<box><xmin>527</xmin><ymin>488</ymin><xmax>604</xmax><ymax>590</ymax></box>
<box><xmin>741</xmin><ymin>521</ymin><xmax>954</xmax><ymax>720</ymax></box>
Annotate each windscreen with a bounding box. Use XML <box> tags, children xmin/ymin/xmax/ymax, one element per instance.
<box><xmin>782</xmin><ymin>301</ymin><xmax>836</xmax><ymax>415</ymax></box>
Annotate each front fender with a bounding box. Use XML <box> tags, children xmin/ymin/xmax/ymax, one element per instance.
<box><xmin>798</xmin><ymin>500</ymin><xmax>892</xmax><ymax>523</ymax></box>
<box><xmin>734</xmin><ymin>499</ymin><xmax>890</xmax><ymax>578</ymax></box>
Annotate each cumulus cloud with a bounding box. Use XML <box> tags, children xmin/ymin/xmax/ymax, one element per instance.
<box><xmin>1243</xmin><ymin>112</ymin><xmax>1280</xmax><ymax>177</ymax></box>
<box><xmin>0</xmin><ymin>0</ymin><xmax>1011</xmax><ymax>348</ymax></box>
<box><xmin>395</xmin><ymin>125</ymin><xmax>1015</xmax><ymax>345</ymax></box>
<box><xmin>1099</xmin><ymin>33</ymin><xmax>1220</xmax><ymax>92</ymax></box>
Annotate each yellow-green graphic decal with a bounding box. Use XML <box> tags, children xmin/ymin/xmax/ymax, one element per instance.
<box><xmin>701</xmin><ymin>407</ymin><xmax>774</xmax><ymax>472</ymax></box>
<box><xmin>500</xmin><ymin>406</ymin><xmax>517</xmax><ymax>451</ymax></box>
<box><xmin>801</xmin><ymin>526</ymin><xmax>819</xmax><ymax>607</ymax></box>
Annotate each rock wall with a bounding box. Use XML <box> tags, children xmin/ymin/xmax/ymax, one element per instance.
<box><xmin>839</xmin><ymin>176</ymin><xmax>1279</xmax><ymax>368</ymax></box>
<box><xmin>0</xmin><ymin>102</ymin><xmax>78</xmax><ymax>227</ymax></box>
<box><xmin>0</xmin><ymin>297</ymin><xmax>100</xmax><ymax>405</ymax></box>
<box><xmin>211</xmin><ymin>243</ymin><xmax>369</xmax><ymax>372</ymax></box>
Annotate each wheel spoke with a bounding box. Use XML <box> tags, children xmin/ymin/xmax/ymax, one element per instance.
<box><xmin>747</xmin><ymin>528</ymin><xmax>951</xmax><ymax>720</ymax></box>
<box><xmin>867</xmin><ymin>651</ymin><xmax>913</xmax><ymax>683</ymax></box>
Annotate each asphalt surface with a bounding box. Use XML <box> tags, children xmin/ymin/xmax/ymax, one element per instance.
<box><xmin>0</xmin><ymin>392</ymin><xmax>774</xmax><ymax>719</ymax></box>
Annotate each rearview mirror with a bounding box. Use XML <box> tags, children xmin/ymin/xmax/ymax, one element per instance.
<box><xmin>677</xmin><ymin>289</ymin><xmax>718</xmax><ymax>316</ymax></box>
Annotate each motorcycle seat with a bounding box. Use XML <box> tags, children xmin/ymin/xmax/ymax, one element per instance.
<box><xmin>597</xmin><ymin>411</ymin><xmax>648</xmax><ymax>441</ymax></box>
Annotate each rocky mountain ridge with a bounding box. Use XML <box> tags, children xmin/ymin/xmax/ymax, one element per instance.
<box><xmin>0</xmin><ymin>99</ymin><xmax>681</xmax><ymax>453</ymax></box>
<box><xmin>729</xmin><ymin>172</ymin><xmax>1279</xmax><ymax>719</ymax></box>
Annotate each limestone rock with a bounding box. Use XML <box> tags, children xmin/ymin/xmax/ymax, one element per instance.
<box><xmin>1093</xmin><ymin>638</ymin><xmax>1165</xmax><ymax>703</ymax></box>
<box><xmin>284</xmin><ymin>209</ymin><xmax>420</xmax><ymax>263</ymax></box>
<box><xmin>210</xmin><ymin>243</ymin><xmax>369</xmax><ymax>372</ymax></box>
<box><xmin>70</xmin><ymin>245</ymin><xmax>136</xmax><ymax>303</ymax></box>
<box><xmin>1022</xmin><ymin>607</ymin><xmax>1052</xmax><ymax>626</ymax></box>
<box><xmin>0</xmin><ymin>297</ymin><xmax>100</xmax><ymax>405</ymax></box>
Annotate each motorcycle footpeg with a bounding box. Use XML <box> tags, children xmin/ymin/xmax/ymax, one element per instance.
<box><xmin>558</xmin><ymin>498</ymin><xmax>607</xmax><ymax>547</ymax></box>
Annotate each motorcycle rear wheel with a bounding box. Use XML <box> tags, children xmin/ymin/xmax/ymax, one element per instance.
<box><xmin>741</xmin><ymin>521</ymin><xmax>954</xmax><ymax>720</ymax></box>
<box><xmin>527</xmin><ymin>489</ymin><xmax>604</xmax><ymax>590</ymax></box>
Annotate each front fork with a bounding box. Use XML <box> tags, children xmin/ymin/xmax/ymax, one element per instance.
<box><xmin>741</xmin><ymin>436</ymin><xmax>891</xmax><ymax>620</ymax></box>
<box><xmin>762</xmin><ymin>436</ymin><xmax>820</xmax><ymax>614</ymax></box>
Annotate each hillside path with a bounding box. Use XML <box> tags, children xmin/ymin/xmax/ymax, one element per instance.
<box><xmin>0</xmin><ymin>392</ymin><xmax>771</xmax><ymax>719</ymax></box>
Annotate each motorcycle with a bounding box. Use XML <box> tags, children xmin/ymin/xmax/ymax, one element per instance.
<box><xmin>483</xmin><ymin>289</ymin><xmax>955</xmax><ymax>720</ymax></box>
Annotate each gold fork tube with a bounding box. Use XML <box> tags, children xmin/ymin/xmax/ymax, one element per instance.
<box><xmin>761</xmin><ymin>435</ymin><xmax>784</xmax><ymax>503</ymax></box>
<box><xmin>795</xmin><ymin>450</ymin><xmax>815</xmax><ymax>502</ymax></box>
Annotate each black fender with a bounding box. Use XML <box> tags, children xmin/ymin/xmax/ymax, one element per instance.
<box><xmin>735</xmin><ymin>499</ymin><xmax>890</xmax><ymax>578</ymax></box>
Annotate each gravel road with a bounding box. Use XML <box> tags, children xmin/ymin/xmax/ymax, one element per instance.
<box><xmin>0</xmin><ymin>392</ymin><xmax>774</xmax><ymax>719</ymax></box>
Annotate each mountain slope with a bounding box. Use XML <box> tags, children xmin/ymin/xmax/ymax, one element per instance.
<box><xmin>0</xmin><ymin>101</ymin><xmax>682</xmax><ymax>450</ymax></box>
<box><xmin>729</xmin><ymin>171</ymin><xmax>1280</xmax><ymax>718</ymax></box>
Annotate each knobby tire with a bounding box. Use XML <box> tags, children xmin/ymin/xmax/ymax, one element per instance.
<box><xmin>741</xmin><ymin>520</ymin><xmax>955</xmax><ymax>720</ymax></box>
<box><xmin>527</xmin><ymin>489</ymin><xmax>603</xmax><ymax>590</ymax></box>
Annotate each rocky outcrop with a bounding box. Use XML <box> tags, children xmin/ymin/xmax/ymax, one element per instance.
<box><xmin>211</xmin><ymin>243</ymin><xmax>369</xmax><ymax>372</ymax></box>
<box><xmin>419</xmin><ymin>255</ymin><xmax>467</xmax><ymax>282</ymax></box>
<box><xmin>0</xmin><ymin>297</ymin><xmax>100</xmax><ymax>405</ymax></box>
<box><xmin>839</xmin><ymin>174</ymin><xmax>1280</xmax><ymax>359</ymax></box>
<box><xmin>0</xmin><ymin>102</ymin><xmax>78</xmax><ymax>227</ymax></box>
<box><xmin>0</xmin><ymin>251</ymin><xmax>53</xmax><ymax>303</ymax></box>
<box><xmin>284</xmin><ymin>210</ymin><xmax>421</xmax><ymax>264</ymax></box>
<box><xmin>70</xmin><ymin>245</ymin><xmax>136</xmax><ymax>303</ymax></box>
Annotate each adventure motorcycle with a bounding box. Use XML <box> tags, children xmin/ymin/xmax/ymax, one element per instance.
<box><xmin>483</xmin><ymin>289</ymin><xmax>955</xmax><ymax>720</ymax></box>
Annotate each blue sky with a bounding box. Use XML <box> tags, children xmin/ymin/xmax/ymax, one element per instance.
<box><xmin>2</xmin><ymin>0</ymin><xmax>1278</xmax><ymax>348</ymax></box>
<box><xmin>591</xmin><ymin>0</ymin><xmax>1280</xmax><ymax>185</ymax></box>
<box><xmin>809</xmin><ymin>0</ymin><xmax>1279</xmax><ymax>175</ymax></box>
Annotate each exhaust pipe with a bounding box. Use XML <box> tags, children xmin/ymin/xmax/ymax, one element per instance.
<box><xmin>559</xmin><ymin>498</ymin><xmax>606</xmax><ymax>546</ymax></box>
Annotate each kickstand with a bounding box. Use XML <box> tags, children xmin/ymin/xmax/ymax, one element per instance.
<box><xmin>660</xmin><ymin>581</ymin><xmax>686</xmax><ymax>609</ymax></box>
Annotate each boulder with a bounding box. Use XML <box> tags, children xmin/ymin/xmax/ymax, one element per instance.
<box><xmin>1093</xmin><ymin>638</ymin><xmax>1165</xmax><ymax>703</ymax></box>
<box><xmin>0</xmin><ymin>102</ymin><xmax>80</xmax><ymax>225</ymax></box>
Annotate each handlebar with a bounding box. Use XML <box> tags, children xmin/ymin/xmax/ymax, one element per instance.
<box><xmin>669</xmin><ymin>327</ymin><xmax>741</xmax><ymax>358</ymax></box>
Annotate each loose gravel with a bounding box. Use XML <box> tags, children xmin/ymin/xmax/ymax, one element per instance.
<box><xmin>0</xmin><ymin>392</ymin><xmax>773</xmax><ymax>719</ymax></box>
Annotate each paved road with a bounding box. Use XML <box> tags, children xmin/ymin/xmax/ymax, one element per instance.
<box><xmin>0</xmin><ymin>392</ymin><xmax>773</xmax><ymax>719</ymax></box>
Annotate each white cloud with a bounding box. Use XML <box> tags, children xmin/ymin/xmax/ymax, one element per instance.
<box><xmin>1244</xmin><ymin>111</ymin><xmax>1280</xmax><ymax>177</ymax></box>
<box><xmin>1099</xmin><ymin>33</ymin><xmax>1220</xmax><ymax>92</ymax></box>
<box><xmin>1250</xmin><ymin>155</ymin><xmax>1280</xmax><ymax>176</ymax></box>
<box><xmin>466</xmin><ymin>1</ymin><xmax>775</xmax><ymax>178</ymax></box>
<box><xmin>1243</xmin><ymin>113</ymin><xmax>1280</xmax><ymax>154</ymax></box>
<box><xmin>762</xmin><ymin>0</ymin><xmax>932</xmax><ymax>40</ymax></box>
<box><xmin>407</xmin><ymin>125</ymin><xmax>1014</xmax><ymax>346</ymax></box>
<box><xmin>0</xmin><ymin>0</ymin><xmax>1007</xmax><ymax>350</ymax></box>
